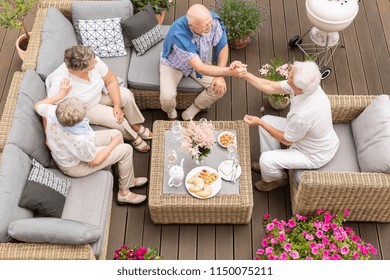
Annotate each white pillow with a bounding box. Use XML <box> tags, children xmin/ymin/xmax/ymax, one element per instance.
<box><xmin>79</xmin><ymin>17</ymin><xmax>127</xmax><ymax>58</ymax></box>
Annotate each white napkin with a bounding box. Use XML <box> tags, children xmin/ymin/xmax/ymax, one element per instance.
<box><xmin>219</xmin><ymin>161</ymin><xmax>233</xmax><ymax>176</ymax></box>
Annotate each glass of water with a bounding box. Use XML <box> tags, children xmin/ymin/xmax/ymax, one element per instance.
<box><xmin>167</xmin><ymin>150</ymin><xmax>177</xmax><ymax>168</ymax></box>
<box><xmin>171</xmin><ymin>120</ymin><xmax>182</xmax><ymax>141</ymax></box>
<box><xmin>227</xmin><ymin>143</ymin><xmax>237</xmax><ymax>160</ymax></box>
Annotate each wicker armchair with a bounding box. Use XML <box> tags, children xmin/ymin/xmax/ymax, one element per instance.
<box><xmin>289</xmin><ymin>95</ymin><xmax>390</xmax><ymax>222</ymax></box>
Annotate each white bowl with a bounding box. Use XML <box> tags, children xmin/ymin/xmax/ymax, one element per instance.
<box><xmin>217</xmin><ymin>131</ymin><xmax>236</xmax><ymax>148</ymax></box>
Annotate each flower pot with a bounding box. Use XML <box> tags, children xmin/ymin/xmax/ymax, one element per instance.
<box><xmin>15</xmin><ymin>32</ymin><xmax>31</xmax><ymax>61</ymax></box>
<box><xmin>155</xmin><ymin>10</ymin><xmax>166</xmax><ymax>25</ymax></box>
<box><xmin>267</xmin><ymin>95</ymin><xmax>291</xmax><ymax>110</ymax></box>
<box><xmin>228</xmin><ymin>36</ymin><xmax>251</xmax><ymax>50</ymax></box>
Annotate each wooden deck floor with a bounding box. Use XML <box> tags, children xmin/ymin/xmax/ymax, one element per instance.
<box><xmin>1</xmin><ymin>0</ymin><xmax>389</xmax><ymax>260</ymax></box>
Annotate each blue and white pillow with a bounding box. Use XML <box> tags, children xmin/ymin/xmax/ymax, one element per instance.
<box><xmin>78</xmin><ymin>17</ymin><xmax>127</xmax><ymax>58</ymax></box>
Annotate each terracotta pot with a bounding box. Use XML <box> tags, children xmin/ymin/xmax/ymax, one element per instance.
<box><xmin>228</xmin><ymin>36</ymin><xmax>251</xmax><ymax>50</ymax></box>
<box><xmin>15</xmin><ymin>32</ymin><xmax>31</xmax><ymax>61</ymax></box>
<box><xmin>155</xmin><ymin>10</ymin><xmax>166</xmax><ymax>25</ymax></box>
<box><xmin>267</xmin><ymin>95</ymin><xmax>291</xmax><ymax>110</ymax></box>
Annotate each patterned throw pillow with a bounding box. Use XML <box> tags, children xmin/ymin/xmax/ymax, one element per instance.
<box><xmin>19</xmin><ymin>159</ymin><xmax>71</xmax><ymax>218</ymax></box>
<box><xmin>78</xmin><ymin>17</ymin><xmax>127</xmax><ymax>58</ymax></box>
<box><xmin>121</xmin><ymin>3</ymin><xmax>165</xmax><ymax>56</ymax></box>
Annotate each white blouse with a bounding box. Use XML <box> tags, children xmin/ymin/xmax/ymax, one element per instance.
<box><xmin>37</xmin><ymin>104</ymin><xmax>96</xmax><ymax>167</ymax></box>
<box><xmin>45</xmin><ymin>57</ymin><xmax>109</xmax><ymax>108</ymax></box>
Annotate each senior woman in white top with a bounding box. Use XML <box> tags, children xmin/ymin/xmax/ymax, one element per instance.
<box><xmin>241</xmin><ymin>61</ymin><xmax>339</xmax><ymax>192</ymax></box>
<box><xmin>46</xmin><ymin>45</ymin><xmax>152</xmax><ymax>152</ymax></box>
<box><xmin>35</xmin><ymin>82</ymin><xmax>147</xmax><ymax>204</ymax></box>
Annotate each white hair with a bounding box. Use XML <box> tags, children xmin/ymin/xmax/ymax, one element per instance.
<box><xmin>292</xmin><ymin>61</ymin><xmax>321</xmax><ymax>94</ymax></box>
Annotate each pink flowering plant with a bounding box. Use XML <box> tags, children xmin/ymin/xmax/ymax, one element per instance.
<box><xmin>255</xmin><ymin>209</ymin><xmax>377</xmax><ymax>260</ymax></box>
<box><xmin>114</xmin><ymin>245</ymin><xmax>162</xmax><ymax>260</ymax></box>
<box><xmin>180</xmin><ymin>119</ymin><xmax>215</xmax><ymax>162</ymax></box>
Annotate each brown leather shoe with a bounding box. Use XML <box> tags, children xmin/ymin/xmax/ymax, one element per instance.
<box><xmin>254</xmin><ymin>176</ymin><xmax>288</xmax><ymax>192</ymax></box>
<box><xmin>251</xmin><ymin>162</ymin><xmax>261</xmax><ymax>173</ymax></box>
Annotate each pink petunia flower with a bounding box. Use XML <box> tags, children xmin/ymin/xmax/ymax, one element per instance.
<box><xmin>264</xmin><ymin>213</ymin><xmax>271</xmax><ymax>220</ymax></box>
<box><xmin>305</xmin><ymin>234</ymin><xmax>314</xmax><ymax>241</ymax></box>
<box><xmin>340</xmin><ymin>246</ymin><xmax>350</xmax><ymax>255</ymax></box>
<box><xmin>290</xmin><ymin>251</ymin><xmax>299</xmax><ymax>259</ymax></box>
<box><xmin>295</xmin><ymin>214</ymin><xmax>307</xmax><ymax>221</ymax></box>
<box><xmin>331</xmin><ymin>253</ymin><xmax>341</xmax><ymax>260</ymax></box>
<box><xmin>261</xmin><ymin>239</ymin><xmax>268</xmax><ymax>247</ymax></box>
<box><xmin>287</xmin><ymin>219</ymin><xmax>296</xmax><ymax>228</ymax></box>
<box><xmin>283</xmin><ymin>243</ymin><xmax>292</xmax><ymax>252</ymax></box>
<box><xmin>279</xmin><ymin>252</ymin><xmax>287</xmax><ymax>260</ymax></box>
<box><xmin>265</xmin><ymin>247</ymin><xmax>273</xmax><ymax>254</ymax></box>
<box><xmin>343</xmin><ymin>209</ymin><xmax>349</xmax><ymax>217</ymax></box>
<box><xmin>306</xmin><ymin>257</ymin><xmax>313</xmax><ymax>260</ymax></box>
<box><xmin>315</xmin><ymin>230</ymin><xmax>324</xmax><ymax>239</ymax></box>
<box><xmin>257</xmin><ymin>249</ymin><xmax>265</xmax><ymax>255</ymax></box>
<box><xmin>279</xmin><ymin>232</ymin><xmax>286</xmax><ymax>242</ymax></box>
<box><xmin>266</xmin><ymin>223</ymin><xmax>275</xmax><ymax>231</ymax></box>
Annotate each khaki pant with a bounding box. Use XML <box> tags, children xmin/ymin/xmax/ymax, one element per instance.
<box><xmin>159</xmin><ymin>63</ymin><xmax>225</xmax><ymax>114</ymax></box>
<box><xmin>58</xmin><ymin>129</ymin><xmax>134</xmax><ymax>191</ymax></box>
<box><xmin>86</xmin><ymin>87</ymin><xmax>145</xmax><ymax>141</ymax></box>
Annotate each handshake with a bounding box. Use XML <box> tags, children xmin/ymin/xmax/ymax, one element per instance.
<box><xmin>229</xmin><ymin>61</ymin><xmax>248</xmax><ymax>78</ymax></box>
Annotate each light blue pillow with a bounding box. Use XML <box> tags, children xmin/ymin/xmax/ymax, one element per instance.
<box><xmin>8</xmin><ymin>218</ymin><xmax>101</xmax><ymax>244</ymax></box>
<box><xmin>351</xmin><ymin>95</ymin><xmax>390</xmax><ymax>173</ymax></box>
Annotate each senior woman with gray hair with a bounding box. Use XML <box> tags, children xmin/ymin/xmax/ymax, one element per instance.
<box><xmin>35</xmin><ymin>83</ymin><xmax>147</xmax><ymax>204</ymax></box>
<box><xmin>241</xmin><ymin>61</ymin><xmax>339</xmax><ymax>192</ymax></box>
<box><xmin>45</xmin><ymin>45</ymin><xmax>152</xmax><ymax>153</ymax></box>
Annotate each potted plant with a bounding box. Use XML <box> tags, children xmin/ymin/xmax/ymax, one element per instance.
<box><xmin>114</xmin><ymin>245</ymin><xmax>163</xmax><ymax>260</ymax></box>
<box><xmin>255</xmin><ymin>209</ymin><xmax>377</xmax><ymax>260</ymax></box>
<box><xmin>0</xmin><ymin>0</ymin><xmax>38</xmax><ymax>61</ymax></box>
<box><xmin>131</xmin><ymin>0</ymin><xmax>176</xmax><ymax>24</ymax></box>
<box><xmin>212</xmin><ymin>0</ymin><xmax>262</xmax><ymax>49</ymax></box>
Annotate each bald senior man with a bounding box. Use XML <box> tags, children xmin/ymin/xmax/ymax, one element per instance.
<box><xmin>160</xmin><ymin>4</ymin><xmax>247</xmax><ymax>120</ymax></box>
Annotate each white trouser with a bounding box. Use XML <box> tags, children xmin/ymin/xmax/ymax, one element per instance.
<box><xmin>259</xmin><ymin>115</ymin><xmax>316</xmax><ymax>182</ymax></box>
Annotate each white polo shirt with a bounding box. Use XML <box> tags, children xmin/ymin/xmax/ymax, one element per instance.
<box><xmin>280</xmin><ymin>81</ymin><xmax>340</xmax><ymax>165</ymax></box>
<box><xmin>46</xmin><ymin>57</ymin><xmax>109</xmax><ymax>108</ymax></box>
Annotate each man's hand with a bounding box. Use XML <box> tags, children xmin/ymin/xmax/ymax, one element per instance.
<box><xmin>229</xmin><ymin>61</ymin><xmax>248</xmax><ymax>78</ymax></box>
<box><xmin>229</xmin><ymin>61</ymin><xmax>247</xmax><ymax>70</ymax></box>
<box><xmin>113</xmin><ymin>105</ymin><xmax>124</xmax><ymax>124</ymax></box>
<box><xmin>243</xmin><ymin>114</ymin><xmax>262</xmax><ymax>126</ymax></box>
<box><xmin>211</xmin><ymin>77</ymin><xmax>227</xmax><ymax>95</ymax></box>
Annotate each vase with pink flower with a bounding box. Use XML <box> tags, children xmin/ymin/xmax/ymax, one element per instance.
<box><xmin>180</xmin><ymin>119</ymin><xmax>215</xmax><ymax>165</ymax></box>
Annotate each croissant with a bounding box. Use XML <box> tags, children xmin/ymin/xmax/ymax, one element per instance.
<box><xmin>196</xmin><ymin>184</ymin><xmax>213</xmax><ymax>198</ymax></box>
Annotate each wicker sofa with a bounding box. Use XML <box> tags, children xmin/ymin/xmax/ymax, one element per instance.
<box><xmin>23</xmin><ymin>0</ymin><xmax>204</xmax><ymax>110</ymax></box>
<box><xmin>289</xmin><ymin>94</ymin><xmax>390</xmax><ymax>222</ymax></box>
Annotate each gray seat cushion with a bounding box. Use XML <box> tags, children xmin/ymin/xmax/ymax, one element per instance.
<box><xmin>101</xmin><ymin>47</ymin><xmax>131</xmax><ymax>87</ymax></box>
<box><xmin>52</xmin><ymin>169</ymin><xmax>113</xmax><ymax>259</ymax></box>
<box><xmin>127</xmin><ymin>25</ymin><xmax>204</xmax><ymax>93</ymax></box>
<box><xmin>36</xmin><ymin>8</ymin><xmax>78</xmax><ymax>80</ymax></box>
<box><xmin>6</xmin><ymin>70</ymin><xmax>51</xmax><ymax>167</ymax></box>
<box><xmin>294</xmin><ymin>123</ymin><xmax>360</xmax><ymax>185</ymax></box>
<box><xmin>0</xmin><ymin>144</ymin><xmax>34</xmax><ymax>242</ymax></box>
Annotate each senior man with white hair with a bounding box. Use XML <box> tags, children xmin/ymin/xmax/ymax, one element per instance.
<box><xmin>242</xmin><ymin>61</ymin><xmax>340</xmax><ymax>191</ymax></box>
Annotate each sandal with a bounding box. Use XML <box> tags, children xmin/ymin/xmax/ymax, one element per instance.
<box><xmin>117</xmin><ymin>191</ymin><xmax>147</xmax><ymax>205</ymax></box>
<box><xmin>136</xmin><ymin>125</ymin><xmax>153</xmax><ymax>140</ymax></box>
<box><xmin>132</xmin><ymin>136</ymin><xmax>150</xmax><ymax>153</ymax></box>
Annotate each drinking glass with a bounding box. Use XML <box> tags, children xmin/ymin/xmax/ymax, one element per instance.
<box><xmin>227</xmin><ymin>143</ymin><xmax>237</xmax><ymax>160</ymax></box>
<box><xmin>167</xmin><ymin>150</ymin><xmax>177</xmax><ymax>168</ymax></box>
<box><xmin>198</xmin><ymin>118</ymin><xmax>208</xmax><ymax>124</ymax></box>
<box><xmin>171</xmin><ymin>120</ymin><xmax>182</xmax><ymax>141</ymax></box>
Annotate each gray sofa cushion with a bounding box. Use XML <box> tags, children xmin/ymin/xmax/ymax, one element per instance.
<box><xmin>351</xmin><ymin>95</ymin><xmax>390</xmax><ymax>173</ymax></box>
<box><xmin>52</xmin><ymin>169</ymin><xmax>113</xmax><ymax>259</ymax></box>
<box><xmin>0</xmin><ymin>144</ymin><xmax>34</xmax><ymax>242</ymax></box>
<box><xmin>72</xmin><ymin>0</ymin><xmax>133</xmax><ymax>47</ymax></box>
<box><xmin>294</xmin><ymin>123</ymin><xmax>360</xmax><ymax>185</ymax></box>
<box><xmin>19</xmin><ymin>159</ymin><xmax>71</xmax><ymax>218</ymax></box>
<box><xmin>101</xmin><ymin>47</ymin><xmax>131</xmax><ymax>87</ymax></box>
<box><xmin>127</xmin><ymin>26</ymin><xmax>203</xmax><ymax>93</ymax></box>
<box><xmin>36</xmin><ymin>8</ymin><xmax>78</xmax><ymax>80</ymax></box>
<box><xmin>6</xmin><ymin>70</ymin><xmax>51</xmax><ymax>167</ymax></box>
<box><xmin>8</xmin><ymin>218</ymin><xmax>100</xmax><ymax>244</ymax></box>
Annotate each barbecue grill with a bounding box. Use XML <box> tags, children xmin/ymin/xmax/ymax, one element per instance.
<box><xmin>288</xmin><ymin>0</ymin><xmax>359</xmax><ymax>79</ymax></box>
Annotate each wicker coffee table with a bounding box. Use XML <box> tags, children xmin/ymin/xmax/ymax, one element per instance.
<box><xmin>148</xmin><ymin>120</ymin><xmax>253</xmax><ymax>224</ymax></box>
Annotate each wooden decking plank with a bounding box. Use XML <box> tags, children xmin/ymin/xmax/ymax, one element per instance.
<box><xmin>233</xmin><ymin>224</ymin><xmax>253</xmax><ymax>260</ymax></box>
<box><xmin>377</xmin><ymin>0</ymin><xmax>390</xmax><ymax>54</ymax></box>
<box><xmin>231</xmin><ymin>49</ymin><xmax>247</xmax><ymax>120</ymax></box>
<box><xmin>197</xmin><ymin>225</ymin><xmax>216</xmax><ymax>259</ymax></box>
<box><xmin>359</xmin><ymin>223</ymin><xmax>382</xmax><ymax>260</ymax></box>
<box><xmin>215</xmin><ymin>225</ymin><xmax>234</xmax><ymax>260</ymax></box>
<box><xmin>160</xmin><ymin>225</ymin><xmax>180</xmax><ymax>260</ymax></box>
<box><xmin>178</xmin><ymin>225</ymin><xmax>197</xmax><ymax>260</ymax></box>
<box><xmin>377</xmin><ymin>224</ymin><xmax>390</xmax><ymax>260</ymax></box>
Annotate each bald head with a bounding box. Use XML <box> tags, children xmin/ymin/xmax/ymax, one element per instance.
<box><xmin>187</xmin><ymin>4</ymin><xmax>213</xmax><ymax>35</ymax></box>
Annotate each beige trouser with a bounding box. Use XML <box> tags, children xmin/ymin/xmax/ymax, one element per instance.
<box><xmin>58</xmin><ymin>129</ymin><xmax>134</xmax><ymax>191</ymax></box>
<box><xmin>160</xmin><ymin>63</ymin><xmax>224</xmax><ymax>114</ymax></box>
<box><xmin>86</xmin><ymin>87</ymin><xmax>145</xmax><ymax>141</ymax></box>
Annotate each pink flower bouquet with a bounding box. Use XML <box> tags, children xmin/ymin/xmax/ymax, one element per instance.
<box><xmin>255</xmin><ymin>209</ymin><xmax>377</xmax><ymax>260</ymax></box>
<box><xmin>180</xmin><ymin>119</ymin><xmax>215</xmax><ymax>162</ymax></box>
<box><xmin>114</xmin><ymin>245</ymin><xmax>162</xmax><ymax>260</ymax></box>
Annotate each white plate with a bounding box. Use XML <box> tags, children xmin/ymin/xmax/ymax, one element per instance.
<box><xmin>218</xmin><ymin>160</ymin><xmax>242</xmax><ymax>181</ymax></box>
<box><xmin>185</xmin><ymin>166</ymin><xmax>222</xmax><ymax>199</ymax></box>
<box><xmin>217</xmin><ymin>131</ymin><xmax>236</xmax><ymax>148</ymax></box>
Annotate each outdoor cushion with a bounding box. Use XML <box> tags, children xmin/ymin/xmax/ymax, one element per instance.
<box><xmin>127</xmin><ymin>25</ymin><xmax>203</xmax><ymax>93</ymax></box>
<box><xmin>52</xmin><ymin>169</ymin><xmax>113</xmax><ymax>259</ymax></box>
<box><xmin>0</xmin><ymin>144</ymin><xmax>34</xmax><ymax>242</ymax></box>
<box><xmin>294</xmin><ymin>123</ymin><xmax>360</xmax><ymax>185</ymax></box>
<box><xmin>121</xmin><ymin>3</ymin><xmax>165</xmax><ymax>56</ymax></box>
<box><xmin>36</xmin><ymin>7</ymin><xmax>78</xmax><ymax>80</ymax></box>
<box><xmin>8</xmin><ymin>218</ymin><xmax>100</xmax><ymax>245</ymax></box>
<box><xmin>351</xmin><ymin>94</ymin><xmax>390</xmax><ymax>173</ymax></box>
<box><xmin>101</xmin><ymin>47</ymin><xmax>131</xmax><ymax>87</ymax></box>
<box><xmin>6</xmin><ymin>70</ymin><xmax>51</xmax><ymax>167</ymax></box>
<box><xmin>72</xmin><ymin>0</ymin><xmax>133</xmax><ymax>47</ymax></box>
<box><xmin>78</xmin><ymin>17</ymin><xmax>127</xmax><ymax>58</ymax></box>
<box><xmin>19</xmin><ymin>159</ymin><xmax>71</xmax><ymax>218</ymax></box>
